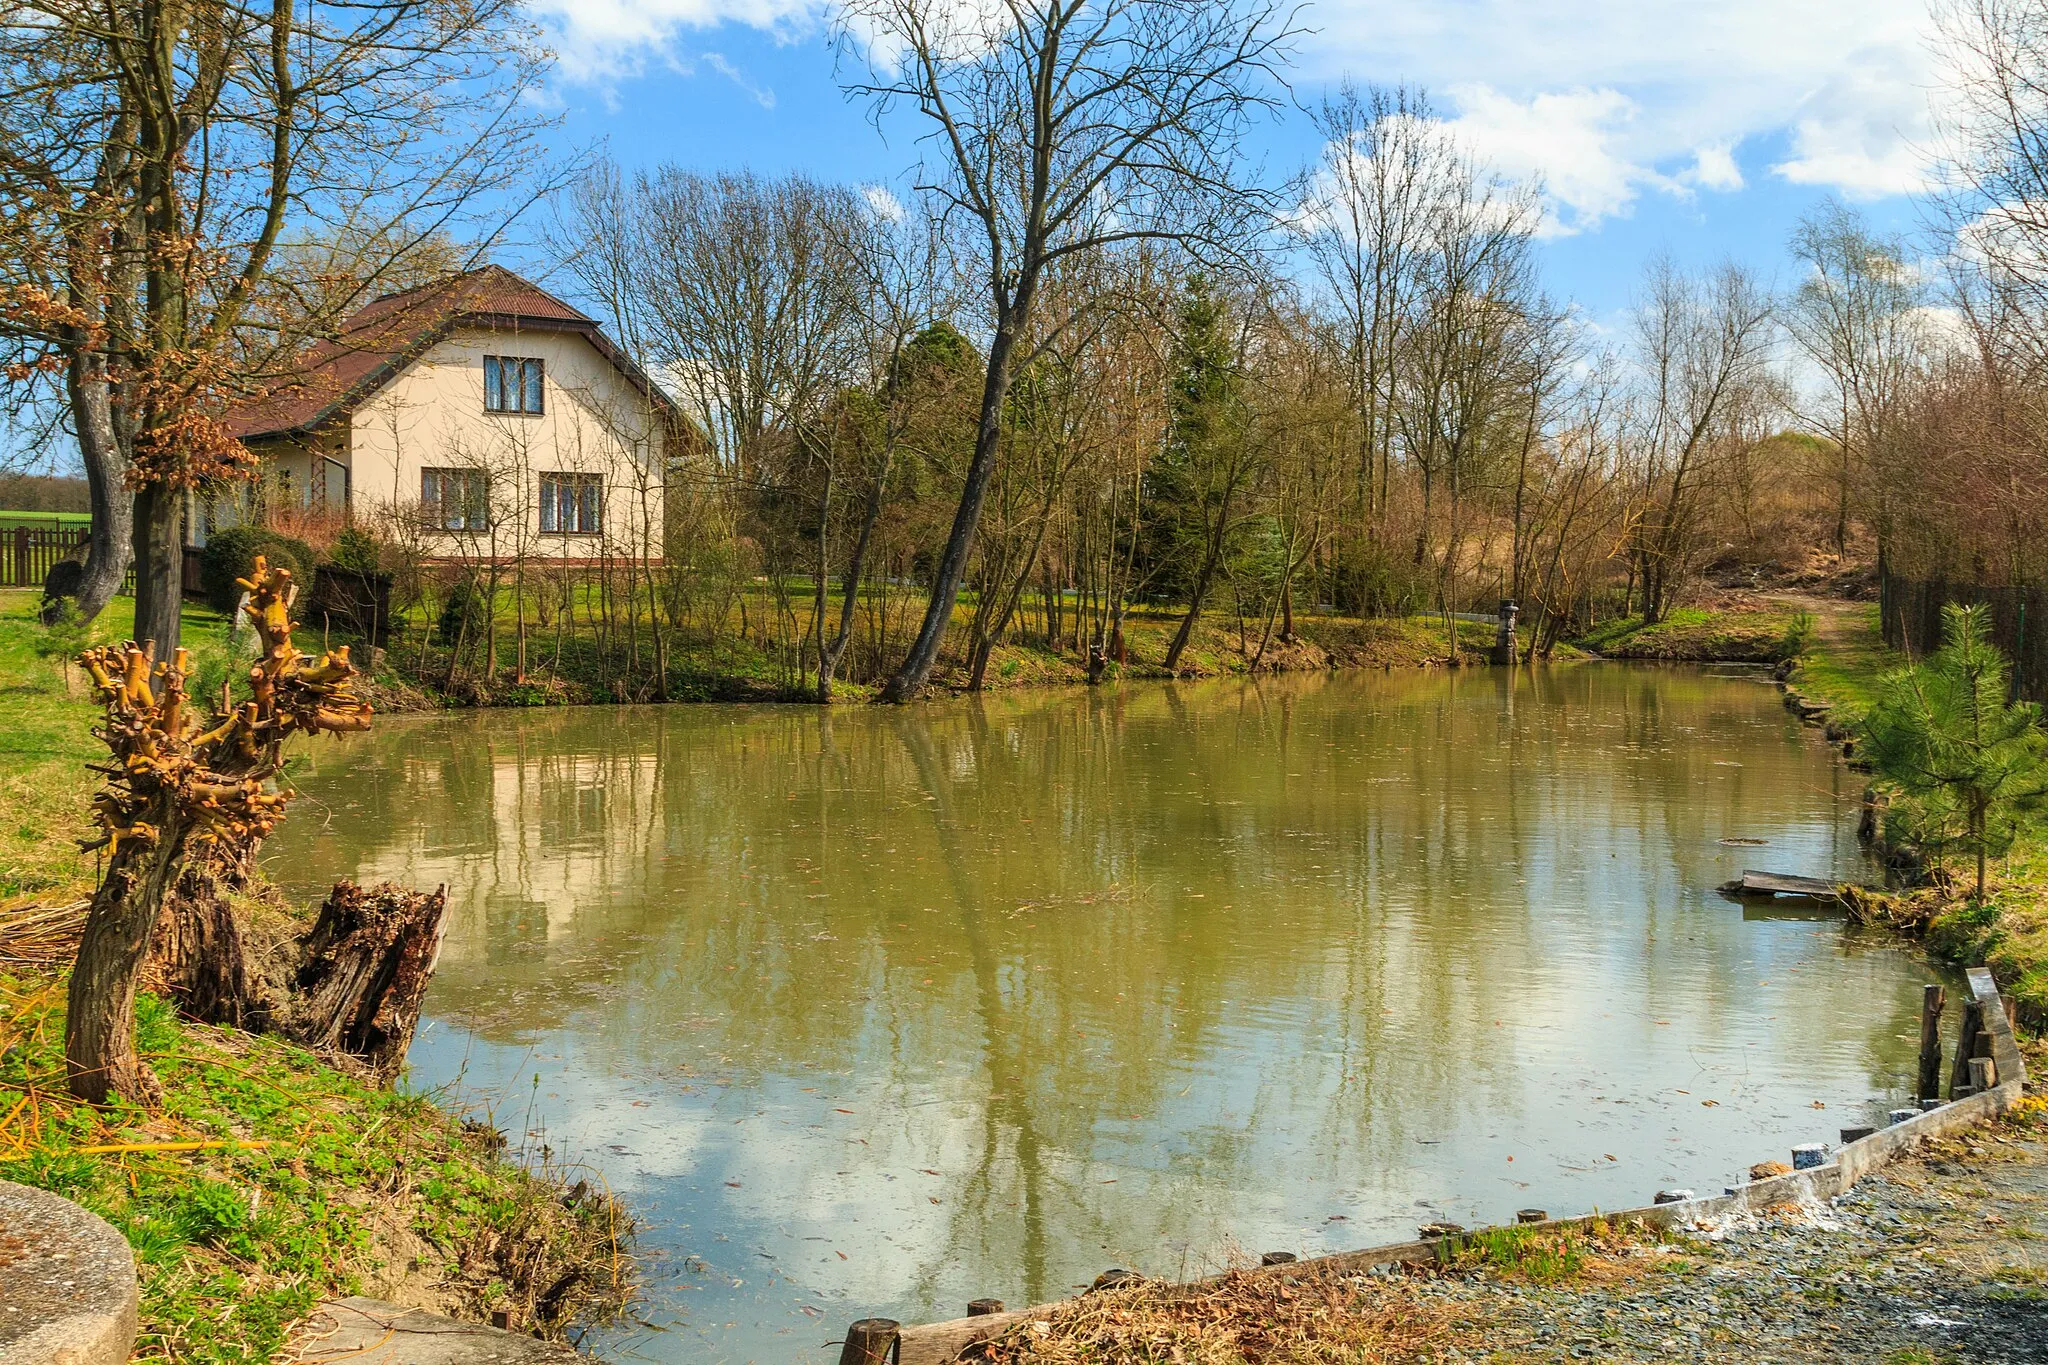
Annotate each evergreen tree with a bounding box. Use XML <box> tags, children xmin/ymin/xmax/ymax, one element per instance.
<box><xmin>1142</xmin><ymin>277</ymin><xmax>1257</xmax><ymax>669</ymax></box>
<box><xmin>1863</xmin><ymin>603</ymin><xmax>2048</xmax><ymax>900</ymax></box>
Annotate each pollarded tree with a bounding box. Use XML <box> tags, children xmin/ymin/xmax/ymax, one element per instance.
<box><xmin>1863</xmin><ymin>602</ymin><xmax>2048</xmax><ymax>900</ymax></box>
<box><xmin>68</xmin><ymin>557</ymin><xmax>371</xmax><ymax>1104</ymax></box>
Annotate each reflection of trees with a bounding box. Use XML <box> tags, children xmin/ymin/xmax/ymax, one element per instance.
<box><xmin>268</xmin><ymin>667</ymin><xmax>1929</xmax><ymax>1306</ymax></box>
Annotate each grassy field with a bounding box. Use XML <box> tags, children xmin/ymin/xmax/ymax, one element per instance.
<box><xmin>0</xmin><ymin>509</ymin><xmax>91</xmax><ymax>528</ymax></box>
<box><xmin>1574</xmin><ymin>602</ymin><xmax>1805</xmax><ymax>662</ymax></box>
<box><xmin>0</xmin><ymin>590</ymin><xmax>239</xmax><ymax>902</ymax></box>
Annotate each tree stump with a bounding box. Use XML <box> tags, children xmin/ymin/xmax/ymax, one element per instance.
<box><xmin>278</xmin><ymin>881</ymin><xmax>448</xmax><ymax>1081</ymax></box>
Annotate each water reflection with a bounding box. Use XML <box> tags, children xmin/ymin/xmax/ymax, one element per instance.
<box><xmin>270</xmin><ymin>664</ymin><xmax>1938</xmax><ymax>1363</ymax></box>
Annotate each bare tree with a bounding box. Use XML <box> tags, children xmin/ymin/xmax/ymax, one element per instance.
<box><xmin>1787</xmin><ymin>201</ymin><xmax>1927</xmax><ymax>559</ymax></box>
<box><xmin>838</xmin><ymin>0</ymin><xmax>1299</xmax><ymax>699</ymax></box>
<box><xmin>1294</xmin><ymin>83</ymin><xmax>1447</xmax><ymax>549</ymax></box>
<box><xmin>1626</xmin><ymin>259</ymin><xmax>1780</xmax><ymax>621</ymax></box>
<box><xmin>0</xmin><ymin>0</ymin><xmax>552</xmax><ymax>641</ymax></box>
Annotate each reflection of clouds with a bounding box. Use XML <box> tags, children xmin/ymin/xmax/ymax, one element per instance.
<box><xmin>274</xmin><ymin>669</ymin><xmax>1935</xmax><ymax>1362</ymax></box>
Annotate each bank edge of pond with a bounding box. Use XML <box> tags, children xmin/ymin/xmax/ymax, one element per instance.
<box><xmin>0</xmin><ymin>966</ymin><xmax>637</xmax><ymax>1362</ymax></box>
<box><xmin>1770</xmin><ymin>594</ymin><xmax>2048</xmax><ymax>1022</ymax></box>
<box><xmin>0</xmin><ymin>591</ymin><xmax>639</xmax><ymax>1358</ymax></box>
<box><xmin>364</xmin><ymin>599</ymin><xmax>1809</xmax><ymax>715</ymax></box>
<box><xmin>857</xmin><ymin>969</ymin><xmax>2030</xmax><ymax>1364</ymax></box>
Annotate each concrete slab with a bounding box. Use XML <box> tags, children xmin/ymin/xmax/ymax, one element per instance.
<box><xmin>290</xmin><ymin>1297</ymin><xmax>581</xmax><ymax>1364</ymax></box>
<box><xmin>0</xmin><ymin>1179</ymin><xmax>138</xmax><ymax>1365</ymax></box>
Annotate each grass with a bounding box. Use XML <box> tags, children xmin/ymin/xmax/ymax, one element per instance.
<box><xmin>0</xmin><ymin>976</ymin><xmax>631</xmax><ymax>1362</ymax></box>
<box><xmin>1454</xmin><ymin>1225</ymin><xmax>1591</xmax><ymax>1284</ymax></box>
<box><xmin>967</xmin><ymin>1264</ymin><xmax>1461</xmax><ymax>1364</ymax></box>
<box><xmin>0</xmin><ymin>590</ymin><xmax>238</xmax><ymax>902</ymax></box>
<box><xmin>0</xmin><ymin>588</ymin><xmax>636</xmax><ymax>1357</ymax></box>
<box><xmin>1785</xmin><ymin>597</ymin><xmax>2048</xmax><ymax>1018</ymax></box>
<box><xmin>1575</xmin><ymin>604</ymin><xmax>1803</xmax><ymax>662</ymax></box>
<box><xmin>0</xmin><ymin>510</ymin><xmax>91</xmax><ymax>528</ymax></box>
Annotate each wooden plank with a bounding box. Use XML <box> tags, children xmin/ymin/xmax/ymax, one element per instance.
<box><xmin>1733</xmin><ymin>870</ymin><xmax>1843</xmax><ymax>899</ymax></box>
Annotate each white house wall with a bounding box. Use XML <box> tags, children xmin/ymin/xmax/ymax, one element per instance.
<box><xmin>346</xmin><ymin>326</ymin><xmax>668</xmax><ymax>559</ymax></box>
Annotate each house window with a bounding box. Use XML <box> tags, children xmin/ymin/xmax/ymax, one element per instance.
<box><xmin>540</xmin><ymin>473</ymin><xmax>603</xmax><ymax>535</ymax></box>
<box><xmin>421</xmin><ymin>468</ymin><xmax>490</xmax><ymax>530</ymax></box>
<box><xmin>484</xmin><ymin>355</ymin><xmax>544</xmax><ymax>414</ymax></box>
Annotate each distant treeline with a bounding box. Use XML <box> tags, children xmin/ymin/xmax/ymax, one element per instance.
<box><xmin>0</xmin><ymin>474</ymin><xmax>90</xmax><ymax>513</ymax></box>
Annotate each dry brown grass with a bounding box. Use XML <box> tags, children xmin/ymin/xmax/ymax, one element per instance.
<box><xmin>964</xmin><ymin>1266</ymin><xmax>1461</xmax><ymax>1364</ymax></box>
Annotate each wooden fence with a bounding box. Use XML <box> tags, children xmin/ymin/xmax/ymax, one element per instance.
<box><xmin>1880</xmin><ymin>569</ymin><xmax>2046</xmax><ymax>704</ymax></box>
<box><xmin>1</xmin><ymin>525</ymin><xmax>88</xmax><ymax>589</ymax></box>
<box><xmin>1</xmin><ymin>526</ymin><xmax>202</xmax><ymax>597</ymax></box>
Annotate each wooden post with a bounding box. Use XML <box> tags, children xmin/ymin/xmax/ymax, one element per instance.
<box><xmin>1971</xmin><ymin>1056</ymin><xmax>1998</xmax><ymax>1092</ymax></box>
<box><xmin>966</xmin><ymin>1299</ymin><xmax>1004</xmax><ymax>1316</ymax></box>
<box><xmin>1949</xmin><ymin>1000</ymin><xmax>1984</xmax><ymax>1098</ymax></box>
<box><xmin>1917</xmin><ymin>984</ymin><xmax>1946</xmax><ymax>1101</ymax></box>
<box><xmin>838</xmin><ymin>1319</ymin><xmax>899</xmax><ymax>1365</ymax></box>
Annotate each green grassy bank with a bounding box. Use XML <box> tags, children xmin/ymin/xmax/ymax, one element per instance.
<box><xmin>0</xmin><ymin>591</ymin><xmax>633</xmax><ymax>1359</ymax></box>
<box><xmin>0</xmin><ymin>980</ymin><xmax>630</xmax><ymax>1363</ymax></box>
<box><xmin>1781</xmin><ymin>597</ymin><xmax>2048</xmax><ymax>1016</ymax></box>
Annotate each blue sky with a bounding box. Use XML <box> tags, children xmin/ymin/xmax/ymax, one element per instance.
<box><xmin>524</xmin><ymin>0</ymin><xmax>1951</xmax><ymax>323</ymax></box>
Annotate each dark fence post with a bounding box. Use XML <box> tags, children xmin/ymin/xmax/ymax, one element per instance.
<box><xmin>1918</xmin><ymin>984</ymin><xmax>1946</xmax><ymax>1102</ymax></box>
<box><xmin>837</xmin><ymin>1318</ymin><xmax>899</xmax><ymax>1365</ymax></box>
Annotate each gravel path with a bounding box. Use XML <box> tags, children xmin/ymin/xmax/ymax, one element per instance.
<box><xmin>1418</xmin><ymin>1114</ymin><xmax>2048</xmax><ymax>1363</ymax></box>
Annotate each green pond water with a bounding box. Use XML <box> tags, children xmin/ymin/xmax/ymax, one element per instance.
<box><xmin>266</xmin><ymin>663</ymin><xmax>1940</xmax><ymax>1362</ymax></box>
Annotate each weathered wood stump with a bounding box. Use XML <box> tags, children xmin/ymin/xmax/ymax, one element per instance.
<box><xmin>838</xmin><ymin>1318</ymin><xmax>899</xmax><ymax>1365</ymax></box>
<box><xmin>279</xmin><ymin>881</ymin><xmax>448</xmax><ymax>1080</ymax></box>
<box><xmin>148</xmin><ymin>876</ymin><xmax>448</xmax><ymax>1084</ymax></box>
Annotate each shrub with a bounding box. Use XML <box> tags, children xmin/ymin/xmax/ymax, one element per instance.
<box><xmin>327</xmin><ymin>525</ymin><xmax>384</xmax><ymax>577</ymax></box>
<box><xmin>199</xmin><ymin>525</ymin><xmax>315</xmax><ymax>613</ymax></box>
<box><xmin>437</xmin><ymin>574</ymin><xmax>491</xmax><ymax>646</ymax></box>
<box><xmin>1863</xmin><ymin>602</ymin><xmax>2048</xmax><ymax>900</ymax></box>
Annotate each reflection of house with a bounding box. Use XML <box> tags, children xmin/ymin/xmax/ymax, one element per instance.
<box><xmin>203</xmin><ymin>266</ymin><xmax>683</xmax><ymax>560</ymax></box>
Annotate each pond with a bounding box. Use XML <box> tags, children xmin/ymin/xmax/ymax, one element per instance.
<box><xmin>267</xmin><ymin>663</ymin><xmax>1939</xmax><ymax>1363</ymax></box>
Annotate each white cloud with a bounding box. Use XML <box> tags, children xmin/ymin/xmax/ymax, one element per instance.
<box><xmin>1438</xmin><ymin>85</ymin><xmax>1647</xmax><ymax>235</ymax></box>
<box><xmin>532</xmin><ymin>0</ymin><xmax>826</xmax><ymax>83</ymax></box>
<box><xmin>1306</xmin><ymin>0</ymin><xmax>1951</xmax><ymax>230</ymax></box>
<box><xmin>1684</xmin><ymin>144</ymin><xmax>1745</xmax><ymax>195</ymax></box>
<box><xmin>862</xmin><ymin>184</ymin><xmax>906</xmax><ymax>221</ymax></box>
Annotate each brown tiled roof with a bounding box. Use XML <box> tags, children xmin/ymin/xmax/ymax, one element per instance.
<box><xmin>223</xmin><ymin>265</ymin><xmax>672</xmax><ymax>440</ymax></box>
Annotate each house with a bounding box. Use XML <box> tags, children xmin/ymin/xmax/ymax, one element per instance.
<box><xmin>208</xmin><ymin>266</ymin><xmax>683</xmax><ymax>561</ymax></box>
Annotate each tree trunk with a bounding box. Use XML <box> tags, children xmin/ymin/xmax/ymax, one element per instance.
<box><xmin>1164</xmin><ymin>503</ymin><xmax>1235</xmax><ymax>674</ymax></box>
<box><xmin>130</xmin><ymin>484</ymin><xmax>184</xmax><ymax>654</ymax></box>
<box><xmin>149</xmin><ymin>841</ymin><xmax>265</xmax><ymax>1031</ymax></box>
<box><xmin>67</xmin><ymin>808</ymin><xmax>190</xmax><ymax>1106</ymax></box>
<box><xmin>63</xmin><ymin>354</ymin><xmax>132</xmax><ymax>624</ymax></box>
<box><xmin>880</xmin><ymin>304</ymin><xmax>1028</xmax><ymax>703</ymax></box>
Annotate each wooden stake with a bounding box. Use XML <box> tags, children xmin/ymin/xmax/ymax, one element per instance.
<box><xmin>837</xmin><ymin>1319</ymin><xmax>899</xmax><ymax>1365</ymax></box>
<box><xmin>1917</xmin><ymin>984</ymin><xmax>1946</xmax><ymax>1101</ymax></box>
<box><xmin>1949</xmin><ymin>1001</ymin><xmax>1984</xmax><ymax>1098</ymax></box>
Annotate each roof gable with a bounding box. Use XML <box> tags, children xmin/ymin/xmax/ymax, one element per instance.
<box><xmin>223</xmin><ymin>266</ymin><xmax>674</xmax><ymax>441</ymax></box>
